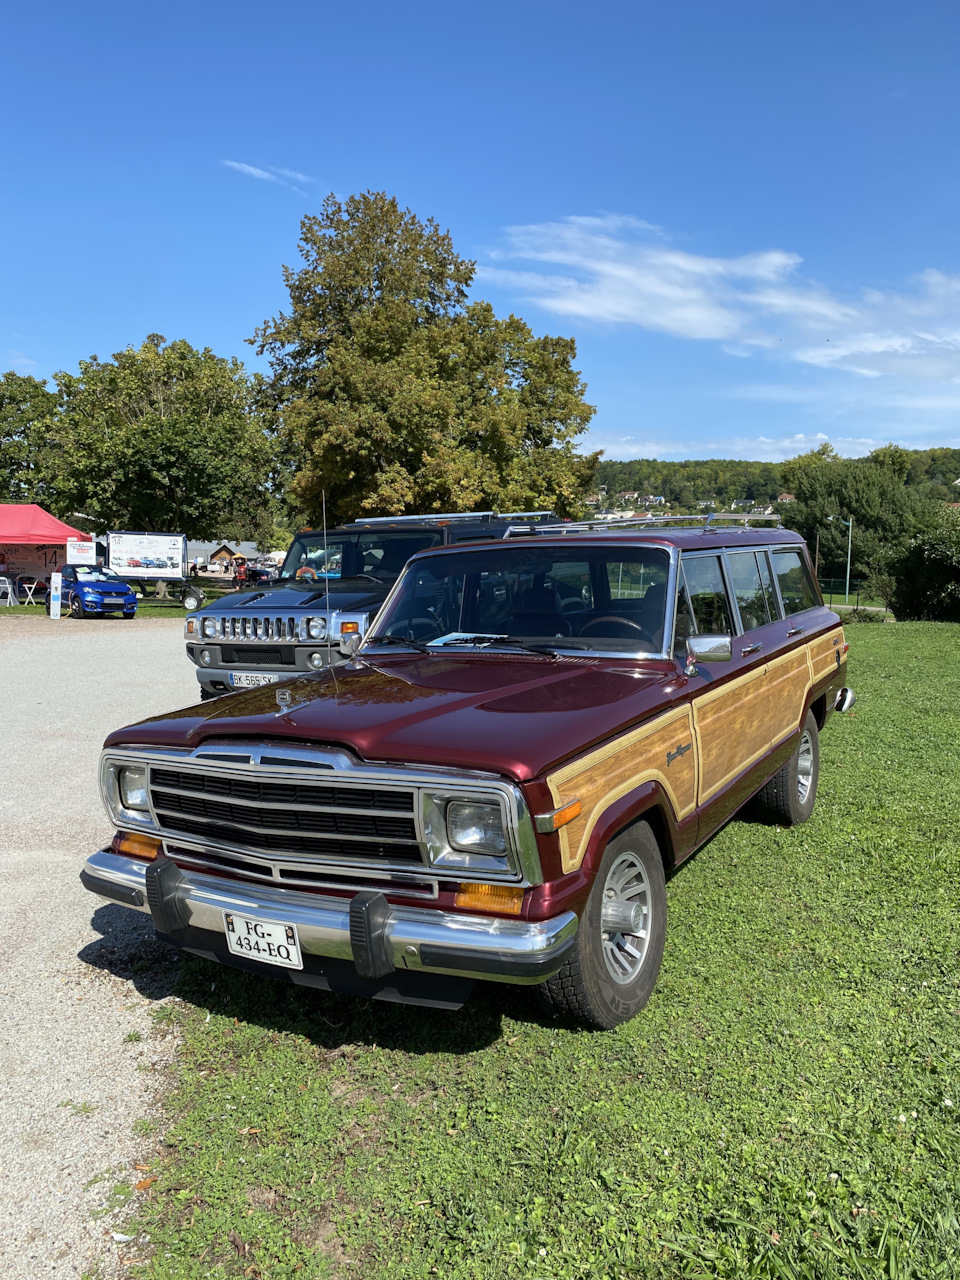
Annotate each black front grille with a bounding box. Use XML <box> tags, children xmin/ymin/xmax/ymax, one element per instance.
<box><xmin>149</xmin><ymin>765</ymin><xmax>421</xmax><ymax>866</ymax></box>
<box><xmin>158</xmin><ymin>813</ymin><xmax>420</xmax><ymax>862</ymax></box>
<box><xmin>151</xmin><ymin>768</ymin><xmax>413</xmax><ymax>812</ymax></box>
<box><xmin>153</xmin><ymin>789</ymin><xmax>417</xmax><ymax>841</ymax></box>
<box><xmin>220</xmin><ymin>646</ymin><xmax>294</xmax><ymax>666</ymax></box>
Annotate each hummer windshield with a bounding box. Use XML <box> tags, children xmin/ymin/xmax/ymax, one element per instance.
<box><xmin>367</xmin><ymin>544</ymin><xmax>672</xmax><ymax>655</ymax></box>
<box><xmin>280</xmin><ymin>530</ymin><xmax>443</xmax><ymax>583</ymax></box>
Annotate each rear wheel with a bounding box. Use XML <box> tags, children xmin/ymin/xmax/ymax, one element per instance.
<box><xmin>538</xmin><ymin>821</ymin><xmax>666</xmax><ymax>1029</ymax></box>
<box><xmin>752</xmin><ymin>709</ymin><xmax>820</xmax><ymax>826</ymax></box>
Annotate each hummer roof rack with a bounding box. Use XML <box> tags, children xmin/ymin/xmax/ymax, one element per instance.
<box><xmin>348</xmin><ymin>511</ymin><xmax>556</xmax><ymax>525</ymax></box>
<box><xmin>519</xmin><ymin>512</ymin><xmax>783</xmax><ymax>536</ymax></box>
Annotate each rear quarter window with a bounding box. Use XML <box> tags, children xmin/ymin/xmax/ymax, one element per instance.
<box><xmin>772</xmin><ymin>549</ymin><xmax>820</xmax><ymax>616</ymax></box>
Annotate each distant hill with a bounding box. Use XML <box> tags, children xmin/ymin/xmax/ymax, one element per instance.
<box><xmin>593</xmin><ymin>447</ymin><xmax>960</xmax><ymax>507</ymax></box>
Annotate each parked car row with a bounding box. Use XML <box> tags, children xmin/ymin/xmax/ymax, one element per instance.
<box><xmin>81</xmin><ymin>512</ymin><xmax>854</xmax><ymax>1029</ymax></box>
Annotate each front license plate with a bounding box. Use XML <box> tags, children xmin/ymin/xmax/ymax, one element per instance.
<box><xmin>104</xmin><ymin>598</ymin><xmax>126</xmax><ymax>606</ymax></box>
<box><xmin>229</xmin><ymin>672</ymin><xmax>282</xmax><ymax>687</ymax></box>
<box><xmin>222</xmin><ymin>911</ymin><xmax>303</xmax><ymax>969</ymax></box>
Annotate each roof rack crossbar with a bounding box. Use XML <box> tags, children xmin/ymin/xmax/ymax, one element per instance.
<box><xmin>517</xmin><ymin>512</ymin><xmax>783</xmax><ymax>536</ymax></box>
<box><xmin>352</xmin><ymin>511</ymin><xmax>497</xmax><ymax>524</ymax></box>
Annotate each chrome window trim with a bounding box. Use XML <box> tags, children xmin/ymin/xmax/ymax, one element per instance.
<box><xmin>361</xmin><ymin>542</ymin><xmax>679</xmax><ymax>664</ymax></box>
<box><xmin>100</xmin><ymin>745</ymin><xmax>543</xmax><ymax>887</ymax></box>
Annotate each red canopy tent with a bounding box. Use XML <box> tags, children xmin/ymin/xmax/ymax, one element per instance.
<box><xmin>0</xmin><ymin>504</ymin><xmax>87</xmax><ymax>543</ymax></box>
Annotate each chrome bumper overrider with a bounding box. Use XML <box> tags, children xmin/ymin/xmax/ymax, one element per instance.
<box><xmin>81</xmin><ymin>850</ymin><xmax>578</xmax><ymax>986</ymax></box>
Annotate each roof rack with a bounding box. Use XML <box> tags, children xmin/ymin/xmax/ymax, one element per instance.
<box><xmin>347</xmin><ymin>510</ymin><xmax>556</xmax><ymax>526</ymax></box>
<box><xmin>520</xmin><ymin>512</ymin><xmax>783</xmax><ymax>536</ymax></box>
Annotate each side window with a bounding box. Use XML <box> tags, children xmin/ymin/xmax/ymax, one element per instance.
<box><xmin>772</xmin><ymin>549</ymin><xmax>819</xmax><ymax>616</ymax></box>
<box><xmin>681</xmin><ymin>556</ymin><xmax>733</xmax><ymax>636</ymax></box>
<box><xmin>726</xmin><ymin>551</ymin><xmax>772</xmax><ymax>633</ymax></box>
<box><xmin>552</xmin><ymin>561</ymin><xmax>594</xmax><ymax>613</ymax></box>
<box><xmin>62</xmin><ymin>566</ymin><xmax>76</xmax><ymax>583</ymax></box>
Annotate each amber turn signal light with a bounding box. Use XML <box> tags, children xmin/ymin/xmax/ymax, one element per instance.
<box><xmin>112</xmin><ymin>831</ymin><xmax>162</xmax><ymax>861</ymax></box>
<box><xmin>340</xmin><ymin>621</ymin><xmax>360</xmax><ymax>634</ymax></box>
<box><xmin>534</xmin><ymin>798</ymin><xmax>582</xmax><ymax>834</ymax></box>
<box><xmin>455</xmin><ymin>883</ymin><xmax>524</xmax><ymax>916</ymax></box>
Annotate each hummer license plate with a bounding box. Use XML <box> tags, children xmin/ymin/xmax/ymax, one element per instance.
<box><xmin>229</xmin><ymin>672</ymin><xmax>282</xmax><ymax>687</ymax></box>
<box><xmin>222</xmin><ymin>912</ymin><xmax>303</xmax><ymax>969</ymax></box>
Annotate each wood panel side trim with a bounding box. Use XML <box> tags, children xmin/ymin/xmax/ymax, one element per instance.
<box><xmin>546</xmin><ymin>705</ymin><xmax>697</xmax><ymax>873</ymax></box>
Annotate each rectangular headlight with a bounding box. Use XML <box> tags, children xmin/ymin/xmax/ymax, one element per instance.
<box><xmin>447</xmin><ymin>801</ymin><xmax>507</xmax><ymax>855</ymax></box>
<box><xmin>100</xmin><ymin>756</ymin><xmax>158</xmax><ymax>831</ymax></box>
<box><xmin>119</xmin><ymin>766</ymin><xmax>149</xmax><ymax>811</ymax></box>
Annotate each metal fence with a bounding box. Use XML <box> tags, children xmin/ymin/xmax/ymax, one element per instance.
<box><xmin>817</xmin><ymin>577</ymin><xmax>887</xmax><ymax>610</ymax></box>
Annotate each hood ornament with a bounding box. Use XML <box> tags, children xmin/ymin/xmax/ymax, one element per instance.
<box><xmin>275</xmin><ymin>688</ymin><xmax>292</xmax><ymax>711</ymax></box>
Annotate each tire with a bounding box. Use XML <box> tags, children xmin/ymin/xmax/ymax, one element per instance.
<box><xmin>538</xmin><ymin>821</ymin><xmax>667</xmax><ymax>1030</ymax></box>
<box><xmin>69</xmin><ymin>594</ymin><xmax>85</xmax><ymax>619</ymax></box>
<box><xmin>200</xmin><ymin>688</ymin><xmax>220</xmax><ymax>701</ymax></box>
<box><xmin>183</xmin><ymin>594</ymin><xmax>202</xmax><ymax>611</ymax></box>
<box><xmin>752</xmin><ymin>708</ymin><xmax>820</xmax><ymax>826</ymax></box>
<box><xmin>121</xmin><ymin>611</ymin><xmax>135</xmax><ymax>619</ymax></box>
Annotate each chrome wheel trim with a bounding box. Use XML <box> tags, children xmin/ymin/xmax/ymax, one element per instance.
<box><xmin>600</xmin><ymin>851</ymin><xmax>652</xmax><ymax>985</ymax></box>
<box><xmin>797</xmin><ymin>728</ymin><xmax>814</xmax><ymax>804</ymax></box>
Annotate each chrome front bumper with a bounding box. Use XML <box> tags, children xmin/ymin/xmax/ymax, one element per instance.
<box><xmin>81</xmin><ymin>850</ymin><xmax>578</xmax><ymax>988</ymax></box>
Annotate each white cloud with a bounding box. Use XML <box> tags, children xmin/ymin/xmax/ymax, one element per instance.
<box><xmin>269</xmin><ymin>167</ymin><xmax>315</xmax><ymax>184</ymax></box>
<box><xmin>482</xmin><ymin>214</ymin><xmax>960</xmax><ymax>383</ymax></box>
<box><xmin>221</xmin><ymin>161</ymin><xmax>316</xmax><ymax>195</ymax></box>
<box><xmin>222</xmin><ymin>160</ymin><xmax>279</xmax><ymax>182</ymax></box>
<box><xmin>4</xmin><ymin>350</ymin><xmax>38</xmax><ymax>373</ymax></box>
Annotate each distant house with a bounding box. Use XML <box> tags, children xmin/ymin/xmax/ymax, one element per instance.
<box><xmin>617</xmin><ymin>491</ymin><xmax>640</xmax><ymax>502</ymax></box>
<box><xmin>188</xmin><ymin>539</ymin><xmax>260</xmax><ymax>566</ymax></box>
<box><xmin>777</xmin><ymin>493</ymin><xmax>796</xmax><ymax>503</ymax></box>
<box><xmin>641</xmin><ymin>495</ymin><xmax>666</xmax><ymax>506</ymax></box>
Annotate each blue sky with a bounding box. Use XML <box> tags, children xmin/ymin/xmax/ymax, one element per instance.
<box><xmin>4</xmin><ymin>0</ymin><xmax>960</xmax><ymax>462</ymax></box>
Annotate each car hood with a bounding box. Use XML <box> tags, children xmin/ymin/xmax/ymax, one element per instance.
<box><xmin>197</xmin><ymin>582</ymin><xmax>389</xmax><ymax>613</ymax></box>
<box><xmin>79</xmin><ymin>581</ymin><xmax>134</xmax><ymax>592</ymax></box>
<box><xmin>104</xmin><ymin>654</ymin><xmax>679</xmax><ymax>781</ymax></box>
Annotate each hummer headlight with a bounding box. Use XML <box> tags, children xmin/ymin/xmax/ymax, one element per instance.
<box><xmin>306</xmin><ymin>617</ymin><xmax>327</xmax><ymax>640</ymax></box>
<box><xmin>200</xmin><ymin>617</ymin><xmax>218</xmax><ymax>638</ymax></box>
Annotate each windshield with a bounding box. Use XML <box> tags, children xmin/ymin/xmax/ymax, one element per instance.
<box><xmin>280</xmin><ymin>530</ymin><xmax>443</xmax><ymax>583</ymax></box>
<box><xmin>368</xmin><ymin>544</ymin><xmax>671</xmax><ymax>654</ymax></box>
<box><xmin>76</xmin><ymin>567</ymin><xmax>126</xmax><ymax>584</ymax></box>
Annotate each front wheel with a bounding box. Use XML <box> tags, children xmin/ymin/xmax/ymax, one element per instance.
<box><xmin>752</xmin><ymin>708</ymin><xmax>820</xmax><ymax>826</ymax></box>
<box><xmin>538</xmin><ymin>821</ymin><xmax>667</xmax><ymax>1029</ymax></box>
<box><xmin>69</xmin><ymin>594</ymin><xmax>85</xmax><ymax>619</ymax></box>
<box><xmin>182</xmin><ymin>593</ymin><xmax>202</xmax><ymax>611</ymax></box>
<box><xmin>199</xmin><ymin>687</ymin><xmax>221</xmax><ymax>701</ymax></box>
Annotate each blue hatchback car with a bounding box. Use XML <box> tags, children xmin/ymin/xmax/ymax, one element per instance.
<box><xmin>51</xmin><ymin>565</ymin><xmax>138</xmax><ymax>618</ymax></box>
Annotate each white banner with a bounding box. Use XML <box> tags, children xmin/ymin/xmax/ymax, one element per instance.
<box><xmin>66</xmin><ymin>539</ymin><xmax>96</xmax><ymax>565</ymax></box>
<box><xmin>107</xmin><ymin>532</ymin><xmax>187</xmax><ymax>580</ymax></box>
<box><xmin>0</xmin><ymin>544</ymin><xmax>65</xmax><ymax>580</ymax></box>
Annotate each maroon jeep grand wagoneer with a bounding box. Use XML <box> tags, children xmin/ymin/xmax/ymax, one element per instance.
<box><xmin>82</xmin><ymin>516</ymin><xmax>854</xmax><ymax>1028</ymax></box>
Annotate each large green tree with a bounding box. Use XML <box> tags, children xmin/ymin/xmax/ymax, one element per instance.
<box><xmin>253</xmin><ymin>191</ymin><xmax>598</xmax><ymax>524</ymax></box>
<box><xmin>0</xmin><ymin>371</ymin><xmax>58</xmax><ymax>502</ymax></box>
<box><xmin>46</xmin><ymin>335</ymin><xmax>276</xmax><ymax>539</ymax></box>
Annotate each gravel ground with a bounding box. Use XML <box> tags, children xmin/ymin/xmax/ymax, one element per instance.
<box><xmin>0</xmin><ymin>615</ymin><xmax>200</xmax><ymax>1279</ymax></box>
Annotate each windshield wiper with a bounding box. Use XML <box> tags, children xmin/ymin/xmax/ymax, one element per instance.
<box><xmin>366</xmin><ymin>634</ymin><xmax>432</xmax><ymax>654</ymax></box>
<box><xmin>435</xmin><ymin>634</ymin><xmax>561</xmax><ymax>658</ymax></box>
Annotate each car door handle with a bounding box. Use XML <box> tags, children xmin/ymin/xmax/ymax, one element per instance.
<box><xmin>786</xmin><ymin>627</ymin><xmax>805</xmax><ymax>637</ymax></box>
<box><xmin>740</xmin><ymin>642</ymin><xmax>763</xmax><ymax>656</ymax></box>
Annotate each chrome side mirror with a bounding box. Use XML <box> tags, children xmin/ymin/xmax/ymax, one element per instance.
<box><xmin>685</xmin><ymin>634</ymin><xmax>732</xmax><ymax>676</ymax></box>
<box><xmin>339</xmin><ymin>633</ymin><xmax>362</xmax><ymax>658</ymax></box>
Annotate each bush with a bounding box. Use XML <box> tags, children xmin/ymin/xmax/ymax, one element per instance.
<box><xmin>891</xmin><ymin>507</ymin><xmax>960</xmax><ymax>621</ymax></box>
<box><xmin>845</xmin><ymin>607</ymin><xmax>889</xmax><ymax>623</ymax></box>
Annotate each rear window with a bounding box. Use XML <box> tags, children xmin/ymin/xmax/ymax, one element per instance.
<box><xmin>772</xmin><ymin>549</ymin><xmax>820</xmax><ymax>616</ymax></box>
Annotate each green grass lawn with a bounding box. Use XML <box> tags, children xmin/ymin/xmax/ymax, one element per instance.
<box><xmin>123</xmin><ymin>623</ymin><xmax>960</xmax><ymax>1279</ymax></box>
